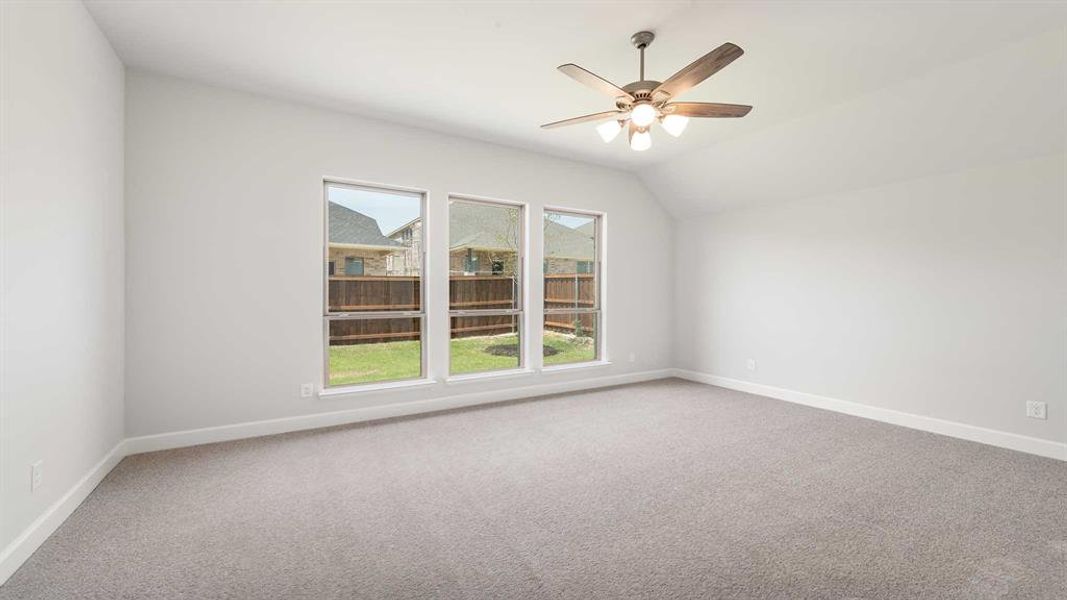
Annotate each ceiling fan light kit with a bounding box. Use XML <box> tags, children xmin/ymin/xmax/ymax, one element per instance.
<box><xmin>628</xmin><ymin>125</ymin><xmax>652</xmax><ymax>151</ymax></box>
<box><xmin>596</xmin><ymin>119</ymin><xmax>623</xmax><ymax>143</ymax></box>
<box><xmin>660</xmin><ymin>114</ymin><xmax>689</xmax><ymax>137</ymax></box>
<box><xmin>630</xmin><ymin>102</ymin><xmax>658</xmax><ymax>127</ymax></box>
<box><xmin>542</xmin><ymin>31</ymin><xmax>752</xmax><ymax>151</ymax></box>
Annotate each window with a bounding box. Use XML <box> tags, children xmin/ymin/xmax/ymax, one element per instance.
<box><xmin>449</xmin><ymin>197</ymin><xmax>524</xmax><ymax>375</ymax></box>
<box><xmin>543</xmin><ymin>210</ymin><xmax>600</xmax><ymax>366</ymax></box>
<box><xmin>324</xmin><ymin>182</ymin><xmax>424</xmax><ymax>387</ymax></box>
<box><xmin>463</xmin><ymin>249</ymin><xmax>479</xmax><ymax>274</ymax></box>
<box><xmin>344</xmin><ymin>257</ymin><xmax>364</xmax><ymax>276</ymax></box>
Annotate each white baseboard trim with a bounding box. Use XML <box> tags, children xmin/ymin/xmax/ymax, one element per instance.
<box><xmin>124</xmin><ymin>368</ymin><xmax>673</xmax><ymax>455</ymax></box>
<box><xmin>672</xmin><ymin>369</ymin><xmax>1067</xmax><ymax>462</ymax></box>
<box><xmin>0</xmin><ymin>439</ymin><xmax>127</xmax><ymax>585</ymax></box>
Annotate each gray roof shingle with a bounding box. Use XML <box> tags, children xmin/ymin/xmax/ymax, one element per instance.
<box><xmin>544</xmin><ymin>219</ymin><xmax>594</xmax><ymax>260</ymax></box>
<box><xmin>446</xmin><ymin>203</ymin><xmax>593</xmax><ymax>259</ymax></box>
<box><xmin>329</xmin><ymin>202</ymin><xmax>404</xmax><ymax>248</ymax></box>
<box><xmin>448</xmin><ymin>201</ymin><xmax>522</xmax><ymax>252</ymax></box>
<box><xmin>386</xmin><ymin>203</ymin><xmax>594</xmax><ymax>259</ymax></box>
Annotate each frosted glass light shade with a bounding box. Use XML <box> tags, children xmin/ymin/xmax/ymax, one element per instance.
<box><xmin>630</xmin><ymin>103</ymin><xmax>657</xmax><ymax>127</ymax></box>
<box><xmin>629</xmin><ymin>128</ymin><xmax>651</xmax><ymax>151</ymax></box>
<box><xmin>596</xmin><ymin>120</ymin><xmax>622</xmax><ymax>143</ymax></box>
<box><xmin>661</xmin><ymin>114</ymin><xmax>689</xmax><ymax>137</ymax></box>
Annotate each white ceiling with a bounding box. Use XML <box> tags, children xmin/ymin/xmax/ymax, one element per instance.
<box><xmin>85</xmin><ymin>1</ymin><xmax>1066</xmax><ymax>215</ymax></box>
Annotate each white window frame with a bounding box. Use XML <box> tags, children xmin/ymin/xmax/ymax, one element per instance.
<box><xmin>323</xmin><ymin>180</ymin><xmax>427</xmax><ymax>390</ymax></box>
<box><xmin>447</xmin><ymin>194</ymin><xmax>527</xmax><ymax>377</ymax></box>
<box><xmin>542</xmin><ymin>207</ymin><xmax>604</xmax><ymax>367</ymax></box>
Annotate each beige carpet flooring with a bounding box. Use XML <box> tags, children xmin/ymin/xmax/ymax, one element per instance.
<box><xmin>1</xmin><ymin>379</ymin><xmax>1065</xmax><ymax>599</ymax></box>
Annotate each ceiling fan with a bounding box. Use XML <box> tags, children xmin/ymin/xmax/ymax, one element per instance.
<box><xmin>541</xmin><ymin>31</ymin><xmax>752</xmax><ymax>151</ymax></box>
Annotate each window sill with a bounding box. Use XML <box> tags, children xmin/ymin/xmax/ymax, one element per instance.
<box><xmin>446</xmin><ymin>368</ymin><xmax>534</xmax><ymax>385</ymax></box>
<box><xmin>318</xmin><ymin>378</ymin><xmax>438</xmax><ymax>397</ymax></box>
<box><xmin>541</xmin><ymin>360</ymin><xmax>613</xmax><ymax>373</ymax></box>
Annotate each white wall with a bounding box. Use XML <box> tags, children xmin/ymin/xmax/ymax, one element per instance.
<box><xmin>124</xmin><ymin>72</ymin><xmax>673</xmax><ymax>438</ymax></box>
<box><xmin>0</xmin><ymin>0</ymin><xmax>125</xmax><ymax>552</ymax></box>
<box><xmin>642</xmin><ymin>27</ymin><xmax>1066</xmax><ymax>216</ymax></box>
<box><xmin>674</xmin><ymin>153</ymin><xmax>1066</xmax><ymax>446</ymax></box>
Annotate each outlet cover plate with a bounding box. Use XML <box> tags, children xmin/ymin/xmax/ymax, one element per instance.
<box><xmin>1025</xmin><ymin>401</ymin><xmax>1047</xmax><ymax>420</ymax></box>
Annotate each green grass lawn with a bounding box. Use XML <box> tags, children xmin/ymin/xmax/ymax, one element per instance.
<box><xmin>328</xmin><ymin>332</ymin><xmax>596</xmax><ymax>386</ymax></box>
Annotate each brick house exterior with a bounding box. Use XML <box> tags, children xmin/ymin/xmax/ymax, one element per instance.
<box><xmin>384</xmin><ymin>218</ymin><xmax>422</xmax><ymax>276</ymax></box>
<box><xmin>328</xmin><ymin>202</ymin><xmax>409</xmax><ymax>276</ymax></box>
<box><xmin>328</xmin><ymin>200</ymin><xmax>595</xmax><ymax>279</ymax></box>
<box><xmin>385</xmin><ymin>203</ymin><xmax>596</xmax><ymax>277</ymax></box>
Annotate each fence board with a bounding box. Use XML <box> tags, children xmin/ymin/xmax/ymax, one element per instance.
<box><xmin>328</xmin><ymin>276</ymin><xmax>421</xmax><ymax>313</ymax></box>
<box><xmin>328</xmin><ymin>275</ymin><xmax>596</xmax><ymax>344</ymax></box>
<box><xmin>543</xmin><ymin>274</ymin><xmax>596</xmax><ymax>334</ymax></box>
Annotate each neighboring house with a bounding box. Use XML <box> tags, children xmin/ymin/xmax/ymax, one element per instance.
<box><xmin>328</xmin><ymin>202</ymin><xmax>407</xmax><ymax>276</ymax></box>
<box><xmin>543</xmin><ymin>219</ymin><xmax>596</xmax><ymax>275</ymax></box>
<box><xmin>385</xmin><ymin>217</ymin><xmax>422</xmax><ymax>276</ymax></box>
<box><xmin>445</xmin><ymin>202</ymin><xmax>521</xmax><ymax>275</ymax></box>
<box><xmin>386</xmin><ymin>204</ymin><xmax>596</xmax><ymax>276</ymax></box>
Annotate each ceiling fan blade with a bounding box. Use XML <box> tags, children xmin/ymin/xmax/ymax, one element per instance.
<box><xmin>541</xmin><ymin>111</ymin><xmax>628</xmax><ymax>129</ymax></box>
<box><xmin>654</xmin><ymin>43</ymin><xmax>744</xmax><ymax>99</ymax></box>
<box><xmin>667</xmin><ymin>102</ymin><xmax>752</xmax><ymax>118</ymax></box>
<box><xmin>557</xmin><ymin>64</ymin><xmax>634</xmax><ymax>100</ymax></box>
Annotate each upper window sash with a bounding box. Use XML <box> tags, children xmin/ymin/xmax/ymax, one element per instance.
<box><xmin>324</xmin><ymin>182</ymin><xmax>425</xmax><ymax>315</ymax></box>
<box><xmin>448</xmin><ymin>196</ymin><xmax>525</xmax><ymax>314</ymax></box>
<box><xmin>543</xmin><ymin>209</ymin><xmax>600</xmax><ymax>312</ymax></box>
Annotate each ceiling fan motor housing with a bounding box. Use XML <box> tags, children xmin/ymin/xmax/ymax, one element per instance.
<box><xmin>621</xmin><ymin>81</ymin><xmax>663</xmax><ymax>101</ymax></box>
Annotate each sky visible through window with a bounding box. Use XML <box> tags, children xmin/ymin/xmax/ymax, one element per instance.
<box><xmin>329</xmin><ymin>184</ymin><xmax>592</xmax><ymax>235</ymax></box>
<box><xmin>328</xmin><ymin>185</ymin><xmax>420</xmax><ymax>234</ymax></box>
<box><xmin>546</xmin><ymin>212</ymin><xmax>593</xmax><ymax>230</ymax></box>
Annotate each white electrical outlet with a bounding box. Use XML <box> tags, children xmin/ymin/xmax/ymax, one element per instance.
<box><xmin>628</xmin><ymin>352</ymin><xmax>636</xmax><ymax>363</ymax></box>
<box><xmin>300</xmin><ymin>383</ymin><xmax>315</xmax><ymax>398</ymax></box>
<box><xmin>746</xmin><ymin>358</ymin><xmax>757</xmax><ymax>371</ymax></box>
<box><xmin>1025</xmin><ymin>401</ymin><xmax>1047</xmax><ymax>420</ymax></box>
<box><xmin>30</xmin><ymin>461</ymin><xmax>43</xmax><ymax>493</ymax></box>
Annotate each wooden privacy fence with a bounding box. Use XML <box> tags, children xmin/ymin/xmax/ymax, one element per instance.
<box><xmin>450</xmin><ymin>275</ymin><xmax>516</xmax><ymax>341</ymax></box>
<box><xmin>328</xmin><ymin>274</ymin><xmax>595</xmax><ymax>345</ymax></box>
<box><xmin>544</xmin><ymin>274</ymin><xmax>596</xmax><ymax>335</ymax></box>
<box><xmin>329</xmin><ymin>316</ymin><xmax>421</xmax><ymax>345</ymax></box>
<box><xmin>328</xmin><ymin>276</ymin><xmax>421</xmax><ymax>312</ymax></box>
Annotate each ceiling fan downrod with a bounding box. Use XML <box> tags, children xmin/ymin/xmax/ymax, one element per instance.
<box><xmin>631</xmin><ymin>31</ymin><xmax>655</xmax><ymax>82</ymax></box>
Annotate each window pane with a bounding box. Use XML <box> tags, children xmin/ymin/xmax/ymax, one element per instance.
<box><xmin>449</xmin><ymin>199</ymin><xmax>521</xmax><ymax>310</ymax></box>
<box><xmin>450</xmin><ymin>315</ymin><xmax>520</xmax><ymax>375</ymax></box>
<box><xmin>327</xmin><ymin>184</ymin><xmax>421</xmax><ymax>312</ymax></box>
<box><xmin>543</xmin><ymin>312</ymin><xmax>598</xmax><ymax>366</ymax></box>
<box><xmin>327</xmin><ymin>317</ymin><xmax>421</xmax><ymax>386</ymax></box>
<box><xmin>344</xmin><ymin>257</ymin><xmax>364</xmax><ymax>276</ymax></box>
<box><xmin>543</xmin><ymin>211</ymin><xmax>596</xmax><ymax>308</ymax></box>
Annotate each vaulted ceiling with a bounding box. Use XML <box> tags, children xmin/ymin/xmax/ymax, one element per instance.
<box><xmin>85</xmin><ymin>1</ymin><xmax>1066</xmax><ymax>216</ymax></box>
